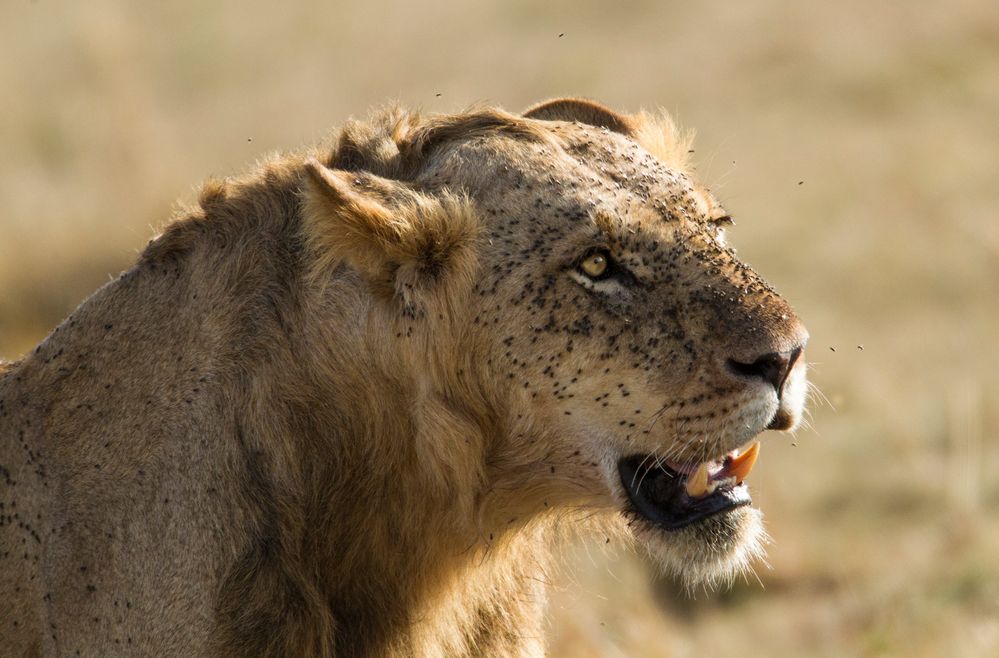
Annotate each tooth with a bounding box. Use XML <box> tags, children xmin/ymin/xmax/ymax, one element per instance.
<box><xmin>727</xmin><ymin>441</ymin><xmax>760</xmax><ymax>483</ymax></box>
<box><xmin>685</xmin><ymin>462</ymin><xmax>710</xmax><ymax>498</ymax></box>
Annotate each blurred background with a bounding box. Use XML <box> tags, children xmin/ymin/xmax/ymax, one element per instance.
<box><xmin>2</xmin><ymin>0</ymin><xmax>997</xmax><ymax>655</ymax></box>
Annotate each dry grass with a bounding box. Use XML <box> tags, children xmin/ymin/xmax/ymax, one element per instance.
<box><xmin>2</xmin><ymin>0</ymin><xmax>997</xmax><ymax>655</ymax></box>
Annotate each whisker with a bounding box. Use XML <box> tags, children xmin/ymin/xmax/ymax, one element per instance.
<box><xmin>632</xmin><ymin>450</ymin><xmax>659</xmax><ymax>488</ymax></box>
<box><xmin>806</xmin><ymin>380</ymin><xmax>834</xmax><ymax>410</ymax></box>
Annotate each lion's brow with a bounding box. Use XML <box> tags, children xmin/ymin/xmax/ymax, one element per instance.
<box><xmin>592</xmin><ymin>211</ymin><xmax>619</xmax><ymax>242</ymax></box>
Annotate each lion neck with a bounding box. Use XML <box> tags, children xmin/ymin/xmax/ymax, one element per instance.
<box><xmin>140</xmin><ymin>163</ymin><xmax>567</xmax><ymax>653</ymax></box>
<box><xmin>226</xmin><ymin>276</ymin><xmax>560</xmax><ymax>654</ymax></box>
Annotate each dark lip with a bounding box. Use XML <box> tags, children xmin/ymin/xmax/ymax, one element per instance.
<box><xmin>618</xmin><ymin>455</ymin><xmax>751</xmax><ymax>530</ymax></box>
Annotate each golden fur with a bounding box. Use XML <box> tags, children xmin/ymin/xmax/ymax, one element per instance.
<box><xmin>1</xmin><ymin>98</ymin><xmax>807</xmax><ymax>656</ymax></box>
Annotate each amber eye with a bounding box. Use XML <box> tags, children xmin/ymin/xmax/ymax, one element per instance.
<box><xmin>578</xmin><ymin>251</ymin><xmax>610</xmax><ymax>279</ymax></box>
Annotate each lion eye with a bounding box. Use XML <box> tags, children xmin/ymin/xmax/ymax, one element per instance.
<box><xmin>579</xmin><ymin>251</ymin><xmax>611</xmax><ymax>279</ymax></box>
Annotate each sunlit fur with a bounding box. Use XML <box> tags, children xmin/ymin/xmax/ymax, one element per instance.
<box><xmin>0</xmin><ymin>99</ymin><xmax>806</xmax><ymax>656</ymax></box>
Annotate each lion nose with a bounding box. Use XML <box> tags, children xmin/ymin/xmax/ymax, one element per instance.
<box><xmin>726</xmin><ymin>346</ymin><xmax>803</xmax><ymax>396</ymax></box>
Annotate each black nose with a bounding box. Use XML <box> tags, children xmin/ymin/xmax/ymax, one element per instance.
<box><xmin>726</xmin><ymin>347</ymin><xmax>802</xmax><ymax>396</ymax></box>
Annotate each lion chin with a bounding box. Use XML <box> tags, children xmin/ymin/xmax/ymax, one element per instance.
<box><xmin>630</xmin><ymin>505</ymin><xmax>768</xmax><ymax>591</ymax></box>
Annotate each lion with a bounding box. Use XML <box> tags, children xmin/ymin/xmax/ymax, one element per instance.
<box><xmin>0</xmin><ymin>98</ymin><xmax>808</xmax><ymax>657</ymax></box>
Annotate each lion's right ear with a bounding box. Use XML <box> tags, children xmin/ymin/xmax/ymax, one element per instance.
<box><xmin>302</xmin><ymin>159</ymin><xmax>481</xmax><ymax>304</ymax></box>
<box><xmin>523</xmin><ymin>97</ymin><xmax>637</xmax><ymax>136</ymax></box>
<box><xmin>524</xmin><ymin>98</ymin><xmax>693</xmax><ymax>172</ymax></box>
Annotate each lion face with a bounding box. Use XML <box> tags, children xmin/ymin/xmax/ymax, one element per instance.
<box><xmin>435</xmin><ymin>112</ymin><xmax>807</xmax><ymax>585</ymax></box>
<box><xmin>304</xmin><ymin>100</ymin><xmax>808</xmax><ymax>587</ymax></box>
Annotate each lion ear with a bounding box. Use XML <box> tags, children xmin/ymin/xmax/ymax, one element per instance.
<box><xmin>524</xmin><ymin>98</ymin><xmax>693</xmax><ymax>172</ymax></box>
<box><xmin>523</xmin><ymin>97</ymin><xmax>636</xmax><ymax>136</ymax></box>
<box><xmin>302</xmin><ymin>159</ymin><xmax>481</xmax><ymax>305</ymax></box>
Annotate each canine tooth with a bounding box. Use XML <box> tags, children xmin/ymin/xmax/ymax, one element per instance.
<box><xmin>727</xmin><ymin>441</ymin><xmax>760</xmax><ymax>483</ymax></box>
<box><xmin>685</xmin><ymin>462</ymin><xmax>710</xmax><ymax>498</ymax></box>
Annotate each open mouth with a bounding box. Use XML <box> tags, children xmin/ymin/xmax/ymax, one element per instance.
<box><xmin>618</xmin><ymin>442</ymin><xmax>760</xmax><ymax>530</ymax></box>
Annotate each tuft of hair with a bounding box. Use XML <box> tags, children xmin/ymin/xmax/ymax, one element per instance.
<box><xmin>331</xmin><ymin>104</ymin><xmax>420</xmax><ymax>177</ymax></box>
<box><xmin>632</xmin><ymin>109</ymin><xmax>696</xmax><ymax>173</ymax></box>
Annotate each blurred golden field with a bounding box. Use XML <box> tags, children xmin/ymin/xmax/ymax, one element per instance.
<box><xmin>2</xmin><ymin>1</ymin><xmax>997</xmax><ymax>656</ymax></box>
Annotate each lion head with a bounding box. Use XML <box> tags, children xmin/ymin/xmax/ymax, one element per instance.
<box><xmin>303</xmin><ymin>98</ymin><xmax>808</xmax><ymax>589</ymax></box>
